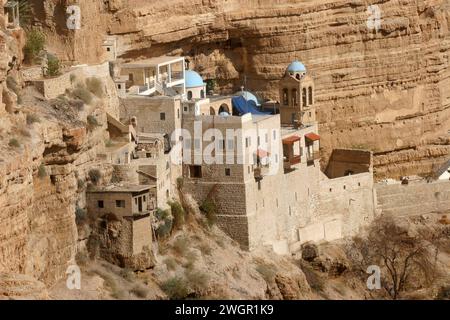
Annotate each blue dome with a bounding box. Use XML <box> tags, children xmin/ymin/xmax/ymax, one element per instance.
<box><xmin>185</xmin><ymin>70</ymin><xmax>204</xmax><ymax>88</ymax></box>
<box><xmin>287</xmin><ymin>60</ymin><xmax>306</xmax><ymax>73</ymax></box>
<box><xmin>235</xmin><ymin>90</ymin><xmax>260</xmax><ymax>106</ymax></box>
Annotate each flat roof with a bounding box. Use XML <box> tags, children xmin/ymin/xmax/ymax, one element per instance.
<box><xmin>122</xmin><ymin>56</ymin><xmax>184</xmax><ymax>68</ymax></box>
<box><xmin>88</xmin><ymin>184</ymin><xmax>152</xmax><ymax>193</ymax></box>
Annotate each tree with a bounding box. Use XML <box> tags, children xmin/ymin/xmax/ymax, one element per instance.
<box><xmin>348</xmin><ymin>216</ymin><xmax>444</xmax><ymax>300</ymax></box>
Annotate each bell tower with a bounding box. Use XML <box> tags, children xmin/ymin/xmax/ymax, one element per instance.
<box><xmin>279</xmin><ymin>60</ymin><xmax>316</xmax><ymax>127</ymax></box>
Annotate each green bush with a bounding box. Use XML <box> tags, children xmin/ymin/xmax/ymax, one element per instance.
<box><xmin>69</xmin><ymin>99</ymin><xmax>85</xmax><ymax>111</ymax></box>
<box><xmin>185</xmin><ymin>269</ymin><xmax>209</xmax><ymax>291</ymax></box>
<box><xmin>8</xmin><ymin>138</ymin><xmax>20</xmax><ymax>148</ymax></box>
<box><xmin>24</xmin><ymin>29</ymin><xmax>45</xmax><ymax>64</ymax></box>
<box><xmin>72</xmin><ymin>87</ymin><xmax>93</xmax><ymax>105</ymax></box>
<box><xmin>200</xmin><ymin>198</ymin><xmax>217</xmax><ymax>227</ymax></box>
<box><xmin>70</xmin><ymin>74</ymin><xmax>77</xmax><ymax>83</ymax></box>
<box><xmin>169</xmin><ymin>201</ymin><xmax>185</xmax><ymax>230</ymax></box>
<box><xmin>46</xmin><ymin>55</ymin><xmax>60</xmax><ymax>77</ymax></box>
<box><xmin>161</xmin><ymin>276</ymin><xmax>189</xmax><ymax>300</ymax></box>
<box><xmin>86</xmin><ymin>77</ymin><xmax>104</xmax><ymax>98</ymax></box>
<box><xmin>87</xmin><ymin>115</ymin><xmax>99</xmax><ymax>128</ymax></box>
<box><xmin>38</xmin><ymin>164</ymin><xmax>46</xmax><ymax>178</ymax></box>
<box><xmin>164</xmin><ymin>257</ymin><xmax>177</xmax><ymax>271</ymax></box>
<box><xmin>88</xmin><ymin>169</ymin><xmax>102</xmax><ymax>185</ymax></box>
<box><xmin>75</xmin><ymin>207</ymin><xmax>87</xmax><ymax>225</ymax></box>
<box><xmin>173</xmin><ymin>236</ymin><xmax>189</xmax><ymax>255</ymax></box>
<box><xmin>26</xmin><ymin>113</ymin><xmax>40</xmax><ymax>125</ymax></box>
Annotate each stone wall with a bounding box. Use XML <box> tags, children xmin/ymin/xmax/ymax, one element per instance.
<box><xmin>376</xmin><ymin>180</ymin><xmax>450</xmax><ymax>216</ymax></box>
<box><xmin>32</xmin><ymin>72</ymin><xmax>72</xmax><ymax>99</ymax></box>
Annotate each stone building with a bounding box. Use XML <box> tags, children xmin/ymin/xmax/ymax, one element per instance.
<box><xmin>112</xmin><ymin>55</ymin><xmax>376</xmax><ymax>254</ymax></box>
<box><xmin>86</xmin><ymin>185</ymin><xmax>155</xmax><ymax>269</ymax></box>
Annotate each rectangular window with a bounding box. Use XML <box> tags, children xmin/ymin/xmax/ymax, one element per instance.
<box><xmin>98</xmin><ymin>200</ymin><xmax>104</xmax><ymax>208</ymax></box>
<box><xmin>189</xmin><ymin>165</ymin><xmax>202</xmax><ymax>178</ymax></box>
<box><xmin>257</xmin><ymin>136</ymin><xmax>260</xmax><ymax>146</ymax></box>
<box><xmin>143</xmin><ymin>196</ymin><xmax>146</xmax><ymax>202</ymax></box>
<box><xmin>225</xmin><ymin>168</ymin><xmax>231</xmax><ymax>176</ymax></box>
<box><xmin>135</xmin><ymin>198</ymin><xmax>137</xmax><ymax>205</ymax></box>
<box><xmin>177</xmin><ymin>109</ymin><xmax>180</xmax><ymax>119</ymax></box>
<box><xmin>160</xmin><ymin>112</ymin><xmax>166</xmax><ymax>120</ymax></box>
<box><xmin>245</xmin><ymin>137</ymin><xmax>251</xmax><ymax>148</ymax></box>
<box><xmin>273</xmin><ymin>130</ymin><xmax>277</xmax><ymax>140</ymax></box>
<box><xmin>116</xmin><ymin>200</ymin><xmax>125</xmax><ymax>208</ymax></box>
<box><xmin>265</xmin><ymin>133</ymin><xmax>268</xmax><ymax>143</ymax></box>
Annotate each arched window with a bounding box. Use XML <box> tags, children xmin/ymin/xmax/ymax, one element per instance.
<box><xmin>283</xmin><ymin>88</ymin><xmax>288</xmax><ymax>105</ymax></box>
<box><xmin>219</xmin><ymin>104</ymin><xmax>230</xmax><ymax>114</ymax></box>
<box><xmin>209</xmin><ymin>107</ymin><xmax>216</xmax><ymax>115</ymax></box>
<box><xmin>302</xmin><ymin>88</ymin><xmax>307</xmax><ymax>106</ymax></box>
<box><xmin>292</xmin><ymin>89</ymin><xmax>297</xmax><ymax>106</ymax></box>
<box><xmin>308</xmin><ymin>87</ymin><xmax>313</xmax><ymax>105</ymax></box>
<box><xmin>200</xmin><ymin>89</ymin><xmax>205</xmax><ymax>99</ymax></box>
<box><xmin>187</xmin><ymin>91</ymin><xmax>193</xmax><ymax>100</ymax></box>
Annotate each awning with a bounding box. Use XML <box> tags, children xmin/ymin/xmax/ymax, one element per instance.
<box><xmin>282</xmin><ymin>135</ymin><xmax>301</xmax><ymax>144</ymax></box>
<box><xmin>305</xmin><ymin>132</ymin><xmax>320</xmax><ymax>142</ymax></box>
<box><xmin>256</xmin><ymin>148</ymin><xmax>270</xmax><ymax>158</ymax></box>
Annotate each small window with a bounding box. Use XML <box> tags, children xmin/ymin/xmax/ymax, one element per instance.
<box><xmin>265</xmin><ymin>133</ymin><xmax>268</xmax><ymax>143</ymax></box>
<box><xmin>184</xmin><ymin>106</ymin><xmax>188</xmax><ymax>112</ymax></box>
<box><xmin>273</xmin><ymin>130</ymin><xmax>277</xmax><ymax>140</ymax></box>
<box><xmin>98</xmin><ymin>200</ymin><xmax>104</xmax><ymax>208</ymax></box>
<box><xmin>177</xmin><ymin>109</ymin><xmax>180</xmax><ymax>119</ymax></box>
<box><xmin>135</xmin><ymin>198</ymin><xmax>138</xmax><ymax>205</ymax></box>
<box><xmin>107</xmin><ymin>47</ymin><xmax>111</xmax><ymax>52</ymax></box>
<box><xmin>190</xmin><ymin>165</ymin><xmax>202</xmax><ymax>178</ymax></box>
<box><xmin>117</xmin><ymin>84</ymin><xmax>121</xmax><ymax>89</ymax></box>
<box><xmin>187</xmin><ymin>91</ymin><xmax>193</xmax><ymax>100</ymax></box>
<box><xmin>160</xmin><ymin>113</ymin><xmax>166</xmax><ymax>121</ymax></box>
<box><xmin>225</xmin><ymin>168</ymin><xmax>231</xmax><ymax>176</ymax></box>
<box><xmin>116</xmin><ymin>200</ymin><xmax>125</xmax><ymax>208</ymax></box>
<box><xmin>258</xmin><ymin>181</ymin><xmax>261</xmax><ymax>190</ymax></box>
<box><xmin>143</xmin><ymin>196</ymin><xmax>146</xmax><ymax>202</ymax></box>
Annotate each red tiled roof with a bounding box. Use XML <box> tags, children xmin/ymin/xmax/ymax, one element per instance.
<box><xmin>282</xmin><ymin>135</ymin><xmax>301</xmax><ymax>144</ymax></box>
<box><xmin>305</xmin><ymin>132</ymin><xmax>320</xmax><ymax>141</ymax></box>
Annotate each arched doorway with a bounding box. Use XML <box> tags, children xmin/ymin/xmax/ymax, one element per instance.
<box><xmin>187</xmin><ymin>91</ymin><xmax>193</xmax><ymax>100</ymax></box>
<box><xmin>219</xmin><ymin>104</ymin><xmax>230</xmax><ymax>114</ymax></box>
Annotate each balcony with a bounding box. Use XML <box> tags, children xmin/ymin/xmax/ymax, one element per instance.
<box><xmin>283</xmin><ymin>155</ymin><xmax>301</xmax><ymax>173</ymax></box>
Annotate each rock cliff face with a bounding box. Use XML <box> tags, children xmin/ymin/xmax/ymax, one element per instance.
<box><xmin>33</xmin><ymin>0</ymin><xmax>450</xmax><ymax>179</ymax></box>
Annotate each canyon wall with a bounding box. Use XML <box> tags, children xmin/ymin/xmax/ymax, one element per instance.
<box><xmin>33</xmin><ymin>0</ymin><xmax>450</xmax><ymax>179</ymax></box>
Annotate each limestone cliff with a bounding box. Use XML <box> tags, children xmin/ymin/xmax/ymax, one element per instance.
<box><xmin>32</xmin><ymin>0</ymin><xmax>450</xmax><ymax>179</ymax></box>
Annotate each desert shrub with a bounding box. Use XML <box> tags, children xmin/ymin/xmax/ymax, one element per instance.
<box><xmin>185</xmin><ymin>269</ymin><xmax>209</xmax><ymax>291</ymax></box>
<box><xmin>70</xmin><ymin>73</ymin><xmax>77</xmax><ymax>83</ymax></box>
<box><xmin>46</xmin><ymin>54</ymin><xmax>60</xmax><ymax>77</ymax></box>
<box><xmin>86</xmin><ymin>77</ymin><xmax>104</xmax><ymax>98</ymax></box>
<box><xmin>38</xmin><ymin>164</ymin><xmax>46</xmax><ymax>178</ymax></box>
<box><xmin>26</xmin><ymin>113</ymin><xmax>40</xmax><ymax>125</ymax></box>
<box><xmin>69</xmin><ymin>99</ymin><xmax>85</xmax><ymax>111</ymax></box>
<box><xmin>200</xmin><ymin>198</ymin><xmax>217</xmax><ymax>227</ymax></box>
<box><xmin>161</xmin><ymin>276</ymin><xmax>189</xmax><ymax>300</ymax></box>
<box><xmin>130</xmin><ymin>285</ymin><xmax>149</xmax><ymax>298</ymax></box>
<box><xmin>18</xmin><ymin>0</ymin><xmax>33</xmax><ymax>27</ymax></box>
<box><xmin>255</xmin><ymin>262</ymin><xmax>276</xmax><ymax>283</ymax></box>
<box><xmin>87</xmin><ymin>115</ymin><xmax>100</xmax><ymax>128</ymax></box>
<box><xmin>169</xmin><ymin>200</ymin><xmax>185</xmax><ymax>229</ymax></box>
<box><xmin>88</xmin><ymin>169</ymin><xmax>102</xmax><ymax>185</ymax></box>
<box><xmin>72</xmin><ymin>87</ymin><xmax>93</xmax><ymax>105</ymax></box>
<box><xmin>183</xmin><ymin>250</ymin><xmax>198</xmax><ymax>270</ymax></box>
<box><xmin>164</xmin><ymin>257</ymin><xmax>177</xmax><ymax>271</ymax></box>
<box><xmin>198</xmin><ymin>242</ymin><xmax>212</xmax><ymax>256</ymax></box>
<box><xmin>105</xmin><ymin>139</ymin><xmax>113</xmax><ymax>147</ymax></box>
<box><xmin>24</xmin><ymin>29</ymin><xmax>45</xmax><ymax>64</ymax></box>
<box><xmin>8</xmin><ymin>138</ymin><xmax>20</xmax><ymax>148</ymax></box>
<box><xmin>173</xmin><ymin>236</ymin><xmax>189</xmax><ymax>256</ymax></box>
<box><xmin>176</xmin><ymin>177</ymin><xmax>184</xmax><ymax>190</ymax></box>
<box><xmin>119</xmin><ymin>268</ymin><xmax>135</xmax><ymax>282</ymax></box>
<box><xmin>155</xmin><ymin>208</ymin><xmax>173</xmax><ymax>238</ymax></box>
<box><xmin>75</xmin><ymin>207</ymin><xmax>87</xmax><ymax>225</ymax></box>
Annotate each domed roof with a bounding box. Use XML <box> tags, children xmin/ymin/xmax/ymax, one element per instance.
<box><xmin>235</xmin><ymin>90</ymin><xmax>260</xmax><ymax>106</ymax></box>
<box><xmin>185</xmin><ymin>70</ymin><xmax>205</xmax><ymax>88</ymax></box>
<box><xmin>287</xmin><ymin>60</ymin><xmax>306</xmax><ymax>74</ymax></box>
